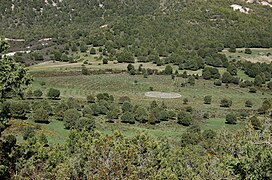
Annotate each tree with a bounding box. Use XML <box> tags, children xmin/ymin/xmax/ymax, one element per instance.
<box><xmin>183</xmin><ymin>98</ymin><xmax>188</xmax><ymax>105</ymax></box>
<box><xmin>80</xmin><ymin>43</ymin><xmax>88</xmax><ymax>52</ymax></box>
<box><xmin>267</xmin><ymin>81</ymin><xmax>272</xmax><ymax>90</ymax></box>
<box><xmin>225</xmin><ymin>113</ymin><xmax>237</xmax><ymax>124</ymax></box>
<box><xmin>254</xmin><ymin>75</ymin><xmax>263</xmax><ymax>87</ymax></box>
<box><xmin>47</xmin><ymin>88</ymin><xmax>60</xmax><ymax>99</ymax></box>
<box><xmin>220</xmin><ymin>98</ymin><xmax>232</xmax><ymax>107</ymax></box>
<box><xmin>187</xmin><ymin>76</ymin><xmax>195</xmax><ymax>86</ymax></box>
<box><xmin>227</xmin><ymin>65</ymin><xmax>237</xmax><ymax>76</ymax></box>
<box><xmin>204</xmin><ymin>96</ymin><xmax>212</xmax><ymax>104</ymax></box>
<box><xmin>127</xmin><ymin>63</ymin><xmax>135</xmax><ymax>72</ymax></box>
<box><xmin>222</xmin><ymin>72</ymin><xmax>233</xmax><ymax>83</ymax></box>
<box><xmin>102</xmin><ymin>58</ymin><xmax>108</xmax><ymax>64</ymax></box>
<box><xmin>121</xmin><ymin>112</ymin><xmax>135</xmax><ymax>124</ymax></box>
<box><xmin>119</xmin><ymin>96</ymin><xmax>131</xmax><ymax>104</ymax></box>
<box><xmin>244</xmin><ymin>48</ymin><xmax>252</xmax><ymax>54</ymax></box>
<box><xmin>177</xmin><ymin>111</ymin><xmax>192</xmax><ymax>126</ymax></box>
<box><xmin>250</xmin><ymin>116</ymin><xmax>262</xmax><ymax>130</ymax></box>
<box><xmin>75</xmin><ymin>117</ymin><xmax>95</xmax><ymax>132</ymax></box>
<box><xmin>122</xmin><ymin>101</ymin><xmax>133</xmax><ymax>112</ymax></box>
<box><xmin>164</xmin><ymin>65</ymin><xmax>173</xmax><ymax>75</ymax></box>
<box><xmin>228</xmin><ymin>44</ymin><xmax>236</xmax><ymax>53</ymax></box>
<box><xmin>33</xmin><ymin>108</ymin><xmax>49</xmax><ymax>123</ymax></box>
<box><xmin>245</xmin><ymin>100</ymin><xmax>253</xmax><ymax>108</ymax></box>
<box><xmin>0</xmin><ymin>40</ymin><xmax>32</xmax><ymax>100</ymax></box>
<box><xmin>64</xmin><ymin>109</ymin><xmax>81</xmax><ymax>129</ymax></box>
<box><xmin>33</xmin><ymin>89</ymin><xmax>43</xmax><ymax>98</ymax></box>
<box><xmin>9</xmin><ymin>101</ymin><xmax>27</xmax><ymax>119</ymax></box>
<box><xmin>87</xmin><ymin>95</ymin><xmax>96</xmax><ymax>103</ymax></box>
<box><xmin>82</xmin><ymin>66</ymin><xmax>89</xmax><ymax>75</ymax></box>
<box><xmin>135</xmin><ymin>107</ymin><xmax>148</xmax><ymax>123</ymax></box>
<box><xmin>90</xmin><ymin>48</ymin><xmax>96</xmax><ymax>54</ymax></box>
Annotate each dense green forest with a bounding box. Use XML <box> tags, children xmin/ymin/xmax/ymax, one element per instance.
<box><xmin>1</xmin><ymin>0</ymin><xmax>272</xmax><ymax>179</ymax></box>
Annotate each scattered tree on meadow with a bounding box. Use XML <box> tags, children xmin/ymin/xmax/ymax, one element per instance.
<box><xmin>164</xmin><ymin>65</ymin><xmax>173</xmax><ymax>75</ymax></box>
<box><xmin>225</xmin><ymin>113</ymin><xmax>237</xmax><ymax>124</ymax></box>
<box><xmin>33</xmin><ymin>89</ymin><xmax>43</xmax><ymax>98</ymax></box>
<box><xmin>47</xmin><ymin>88</ymin><xmax>60</xmax><ymax>99</ymax></box>
<box><xmin>63</xmin><ymin>109</ymin><xmax>81</xmax><ymax>129</ymax></box>
<box><xmin>121</xmin><ymin>111</ymin><xmax>135</xmax><ymax>124</ymax></box>
<box><xmin>177</xmin><ymin>111</ymin><xmax>192</xmax><ymax>126</ymax></box>
<box><xmin>204</xmin><ymin>96</ymin><xmax>212</xmax><ymax>104</ymax></box>
<box><xmin>245</xmin><ymin>100</ymin><xmax>253</xmax><ymax>108</ymax></box>
<box><xmin>220</xmin><ymin>98</ymin><xmax>232</xmax><ymax>108</ymax></box>
<box><xmin>75</xmin><ymin>117</ymin><xmax>95</xmax><ymax>132</ymax></box>
<box><xmin>33</xmin><ymin>108</ymin><xmax>49</xmax><ymax>123</ymax></box>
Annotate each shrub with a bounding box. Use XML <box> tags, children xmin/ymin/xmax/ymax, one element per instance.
<box><xmin>75</xmin><ymin>117</ymin><xmax>95</xmax><ymax>132</ymax></box>
<box><xmin>87</xmin><ymin>95</ymin><xmax>96</xmax><ymax>103</ymax></box>
<box><xmin>183</xmin><ymin>98</ymin><xmax>188</xmax><ymax>104</ymax></box>
<box><xmin>228</xmin><ymin>44</ymin><xmax>236</xmax><ymax>53</ymax></box>
<box><xmin>249</xmin><ymin>87</ymin><xmax>257</xmax><ymax>93</ymax></box>
<box><xmin>33</xmin><ymin>89</ymin><xmax>43</xmax><ymax>98</ymax></box>
<box><xmin>122</xmin><ymin>101</ymin><xmax>133</xmax><ymax>112</ymax></box>
<box><xmin>177</xmin><ymin>111</ymin><xmax>192</xmax><ymax>126</ymax></box>
<box><xmin>187</xmin><ymin>76</ymin><xmax>195</xmax><ymax>86</ymax></box>
<box><xmin>63</xmin><ymin>109</ymin><xmax>81</xmax><ymax>129</ymax></box>
<box><xmin>245</xmin><ymin>100</ymin><xmax>253</xmax><ymax>108</ymax></box>
<box><xmin>250</xmin><ymin>116</ymin><xmax>262</xmax><ymax>130</ymax></box>
<box><xmin>214</xmin><ymin>79</ymin><xmax>222</xmax><ymax>86</ymax></box>
<box><xmin>9</xmin><ymin>101</ymin><xmax>27</xmax><ymax>119</ymax></box>
<box><xmin>244</xmin><ymin>48</ymin><xmax>252</xmax><ymax>54</ymax></box>
<box><xmin>225</xmin><ymin>113</ymin><xmax>237</xmax><ymax>124</ymax></box>
<box><xmin>204</xmin><ymin>96</ymin><xmax>212</xmax><ymax>104</ymax></box>
<box><xmin>90</xmin><ymin>48</ymin><xmax>96</xmax><ymax>54</ymax></box>
<box><xmin>47</xmin><ymin>88</ymin><xmax>60</xmax><ymax>99</ymax></box>
<box><xmin>121</xmin><ymin>112</ymin><xmax>135</xmax><ymax>124</ymax></box>
<box><xmin>135</xmin><ymin>107</ymin><xmax>148</xmax><ymax>123</ymax></box>
<box><xmin>220</xmin><ymin>98</ymin><xmax>232</xmax><ymax>108</ymax></box>
<box><xmin>32</xmin><ymin>101</ymin><xmax>53</xmax><ymax>115</ymax></box>
<box><xmin>33</xmin><ymin>108</ymin><xmax>49</xmax><ymax>123</ymax></box>
<box><xmin>164</xmin><ymin>65</ymin><xmax>173</xmax><ymax>75</ymax></box>
<box><xmin>55</xmin><ymin>101</ymin><xmax>69</xmax><ymax>120</ymax></box>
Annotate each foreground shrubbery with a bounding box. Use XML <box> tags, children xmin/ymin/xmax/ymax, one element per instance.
<box><xmin>0</xmin><ymin>127</ymin><xmax>271</xmax><ymax>179</ymax></box>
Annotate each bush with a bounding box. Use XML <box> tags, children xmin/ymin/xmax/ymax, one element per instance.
<box><xmin>55</xmin><ymin>101</ymin><xmax>69</xmax><ymax>120</ymax></box>
<box><xmin>183</xmin><ymin>98</ymin><xmax>188</xmax><ymax>104</ymax></box>
<box><xmin>90</xmin><ymin>48</ymin><xmax>96</xmax><ymax>54</ymax></box>
<box><xmin>9</xmin><ymin>101</ymin><xmax>27</xmax><ymax>119</ymax></box>
<box><xmin>220</xmin><ymin>98</ymin><xmax>232</xmax><ymax>108</ymax></box>
<box><xmin>33</xmin><ymin>89</ymin><xmax>43</xmax><ymax>98</ymax></box>
<box><xmin>244</xmin><ymin>48</ymin><xmax>252</xmax><ymax>54</ymax></box>
<box><xmin>47</xmin><ymin>88</ymin><xmax>60</xmax><ymax>99</ymax></box>
<box><xmin>187</xmin><ymin>76</ymin><xmax>195</xmax><ymax>86</ymax></box>
<box><xmin>122</xmin><ymin>101</ymin><xmax>133</xmax><ymax>112</ymax></box>
<box><xmin>225</xmin><ymin>113</ymin><xmax>237</xmax><ymax>124</ymax></box>
<box><xmin>75</xmin><ymin>117</ymin><xmax>95</xmax><ymax>132</ymax></box>
<box><xmin>245</xmin><ymin>100</ymin><xmax>253</xmax><ymax>108</ymax></box>
<box><xmin>164</xmin><ymin>65</ymin><xmax>173</xmax><ymax>75</ymax></box>
<box><xmin>177</xmin><ymin>111</ymin><xmax>192</xmax><ymax>126</ymax></box>
<box><xmin>204</xmin><ymin>96</ymin><xmax>212</xmax><ymax>104</ymax></box>
<box><xmin>63</xmin><ymin>109</ymin><xmax>81</xmax><ymax>129</ymax></box>
<box><xmin>250</xmin><ymin>116</ymin><xmax>262</xmax><ymax>130</ymax></box>
<box><xmin>121</xmin><ymin>112</ymin><xmax>135</xmax><ymax>124</ymax></box>
<box><xmin>135</xmin><ymin>106</ymin><xmax>148</xmax><ymax>123</ymax></box>
<box><xmin>249</xmin><ymin>87</ymin><xmax>257</xmax><ymax>93</ymax></box>
<box><xmin>33</xmin><ymin>108</ymin><xmax>49</xmax><ymax>123</ymax></box>
<box><xmin>214</xmin><ymin>79</ymin><xmax>222</xmax><ymax>86</ymax></box>
<box><xmin>87</xmin><ymin>95</ymin><xmax>96</xmax><ymax>103</ymax></box>
<box><xmin>32</xmin><ymin>101</ymin><xmax>53</xmax><ymax>115</ymax></box>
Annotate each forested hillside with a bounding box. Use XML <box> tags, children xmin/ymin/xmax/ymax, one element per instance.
<box><xmin>1</xmin><ymin>0</ymin><xmax>272</xmax><ymax>49</ymax></box>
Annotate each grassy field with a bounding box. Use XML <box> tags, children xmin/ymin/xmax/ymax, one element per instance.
<box><xmin>223</xmin><ymin>48</ymin><xmax>272</xmax><ymax>63</ymax></box>
<box><xmin>4</xmin><ymin>48</ymin><xmax>271</xmax><ymax>145</ymax></box>
<box><xmin>31</xmin><ymin>74</ymin><xmax>270</xmax><ymax>111</ymax></box>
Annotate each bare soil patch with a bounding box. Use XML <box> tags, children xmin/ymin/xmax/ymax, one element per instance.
<box><xmin>145</xmin><ymin>91</ymin><xmax>181</xmax><ymax>99</ymax></box>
